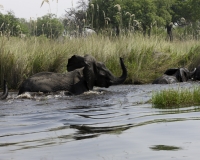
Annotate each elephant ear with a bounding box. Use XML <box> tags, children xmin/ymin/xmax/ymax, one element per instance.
<box><xmin>67</xmin><ymin>55</ymin><xmax>86</xmax><ymax>72</ymax></box>
<box><xmin>83</xmin><ymin>55</ymin><xmax>96</xmax><ymax>90</ymax></box>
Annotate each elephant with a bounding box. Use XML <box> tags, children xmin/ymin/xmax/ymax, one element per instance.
<box><xmin>18</xmin><ymin>55</ymin><xmax>127</xmax><ymax>95</ymax></box>
<box><xmin>83</xmin><ymin>27</ymin><xmax>96</xmax><ymax>37</ymax></box>
<box><xmin>152</xmin><ymin>68</ymin><xmax>196</xmax><ymax>84</ymax></box>
<box><xmin>0</xmin><ymin>80</ymin><xmax>8</xmax><ymax>100</ymax></box>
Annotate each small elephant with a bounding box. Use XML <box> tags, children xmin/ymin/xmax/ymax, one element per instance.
<box><xmin>18</xmin><ymin>55</ymin><xmax>127</xmax><ymax>95</ymax></box>
<box><xmin>0</xmin><ymin>80</ymin><xmax>8</xmax><ymax>100</ymax></box>
<box><xmin>152</xmin><ymin>68</ymin><xmax>196</xmax><ymax>84</ymax></box>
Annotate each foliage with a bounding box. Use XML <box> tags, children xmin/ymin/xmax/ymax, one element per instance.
<box><xmin>18</xmin><ymin>18</ymin><xmax>30</xmax><ymax>35</ymax></box>
<box><xmin>34</xmin><ymin>14</ymin><xmax>64</xmax><ymax>38</ymax></box>
<box><xmin>0</xmin><ymin>11</ymin><xmax>28</xmax><ymax>37</ymax></box>
<box><xmin>152</xmin><ymin>86</ymin><xmax>200</xmax><ymax>108</ymax></box>
<box><xmin>63</xmin><ymin>9</ymin><xmax>86</xmax><ymax>36</ymax></box>
<box><xmin>1</xmin><ymin>1</ymin><xmax>200</xmax><ymax>38</ymax></box>
<box><xmin>0</xmin><ymin>12</ymin><xmax>64</xmax><ymax>38</ymax></box>
<box><xmin>87</xmin><ymin>0</ymin><xmax>169</xmax><ymax>35</ymax></box>
<box><xmin>154</xmin><ymin>0</ymin><xmax>173</xmax><ymax>26</ymax></box>
<box><xmin>190</xmin><ymin>0</ymin><xmax>200</xmax><ymax>21</ymax></box>
<box><xmin>84</xmin><ymin>0</ymin><xmax>200</xmax><ymax>37</ymax></box>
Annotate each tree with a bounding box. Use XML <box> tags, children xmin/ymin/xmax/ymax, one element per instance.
<box><xmin>189</xmin><ymin>0</ymin><xmax>200</xmax><ymax>22</ymax></box>
<box><xmin>87</xmin><ymin>0</ymin><xmax>115</xmax><ymax>30</ymax></box>
<box><xmin>170</xmin><ymin>0</ymin><xmax>198</xmax><ymax>40</ymax></box>
<box><xmin>87</xmin><ymin>0</ymin><xmax>157</xmax><ymax>36</ymax></box>
<box><xmin>171</xmin><ymin>0</ymin><xmax>190</xmax><ymax>22</ymax></box>
<box><xmin>84</xmin><ymin>0</ymin><xmax>200</xmax><ymax>38</ymax></box>
<box><xmin>64</xmin><ymin>4</ymin><xmax>88</xmax><ymax>36</ymax></box>
<box><xmin>154</xmin><ymin>0</ymin><xmax>173</xmax><ymax>26</ymax></box>
<box><xmin>154</xmin><ymin>0</ymin><xmax>174</xmax><ymax>41</ymax></box>
<box><xmin>136</xmin><ymin>0</ymin><xmax>157</xmax><ymax>36</ymax></box>
<box><xmin>35</xmin><ymin>14</ymin><xmax>64</xmax><ymax>38</ymax></box>
<box><xmin>0</xmin><ymin>11</ymin><xmax>22</xmax><ymax>37</ymax></box>
<box><xmin>0</xmin><ymin>11</ymin><xmax>30</xmax><ymax>37</ymax></box>
<box><xmin>18</xmin><ymin>18</ymin><xmax>30</xmax><ymax>35</ymax></box>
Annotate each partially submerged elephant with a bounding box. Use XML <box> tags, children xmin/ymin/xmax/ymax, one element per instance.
<box><xmin>18</xmin><ymin>55</ymin><xmax>127</xmax><ymax>95</ymax></box>
<box><xmin>152</xmin><ymin>68</ymin><xmax>196</xmax><ymax>84</ymax></box>
<box><xmin>0</xmin><ymin>80</ymin><xmax>8</xmax><ymax>100</ymax></box>
<box><xmin>191</xmin><ymin>65</ymin><xmax>200</xmax><ymax>81</ymax></box>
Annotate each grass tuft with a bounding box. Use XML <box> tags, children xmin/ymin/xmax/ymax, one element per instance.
<box><xmin>152</xmin><ymin>86</ymin><xmax>200</xmax><ymax>108</ymax></box>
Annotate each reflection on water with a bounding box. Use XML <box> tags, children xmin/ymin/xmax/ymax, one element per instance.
<box><xmin>150</xmin><ymin>145</ymin><xmax>182</xmax><ymax>151</ymax></box>
<box><xmin>0</xmin><ymin>83</ymin><xmax>200</xmax><ymax>160</ymax></box>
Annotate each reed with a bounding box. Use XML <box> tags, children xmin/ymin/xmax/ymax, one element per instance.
<box><xmin>152</xmin><ymin>86</ymin><xmax>200</xmax><ymax>108</ymax></box>
<box><xmin>0</xmin><ymin>33</ymin><xmax>200</xmax><ymax>90</ymax></box>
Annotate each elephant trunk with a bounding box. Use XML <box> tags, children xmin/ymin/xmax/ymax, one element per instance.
<box><xmin>189</xmin><ymin>68</ymin><xmax>196</xmax><ymax>78</ymax></box>
<box><xmin>110</xmin><ymin>57</ymin><xmax>127</xmax><ymax>85</ymax></box>
<box><xmin>179</xmin><ymin>67</ymin><xmax>196</xmax><ymax>82</ymax></box>
<box><xmin>0</xmin><ymin>80</ymin><xmax>8</xmax><ymax>100</ymax></box>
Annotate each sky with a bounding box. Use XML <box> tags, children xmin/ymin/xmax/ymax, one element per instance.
<box><xmin>0</xmin><ymin>0</ymin><xmax>85</xmax><ymax>20</ymax></box>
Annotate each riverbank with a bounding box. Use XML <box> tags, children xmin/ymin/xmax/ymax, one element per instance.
<box><xmin>1</xmin><ymin>34</ymin><xmax>200</xmax><ymax>89</ymax></box>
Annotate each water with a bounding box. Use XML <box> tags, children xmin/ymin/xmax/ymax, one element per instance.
<box><xmin>1</xmin><ymin>83</ymin><xmax>200</xmax><ymax>160</ymax></box>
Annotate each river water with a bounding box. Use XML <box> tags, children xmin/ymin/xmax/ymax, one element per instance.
<box><xmin>1</xmin><ymin>83</ymin><xmax>200</xmax><ymax>160</ymax></box>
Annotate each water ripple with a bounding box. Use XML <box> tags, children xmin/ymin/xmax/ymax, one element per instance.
<box><xmin>1</xmin><ymin>84</ymin><xmax>200</xmax><ymax>159</ymax></box>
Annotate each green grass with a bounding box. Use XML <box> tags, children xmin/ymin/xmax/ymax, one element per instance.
<box><xmin>152</xmin><ymin>87</ymin><xmax>200</xmax><ymax>108</ymax></box>
<box><xmin>1</xmin><ymin>33</ymin><xmax>200</xmax><ymax>90</ymax></box>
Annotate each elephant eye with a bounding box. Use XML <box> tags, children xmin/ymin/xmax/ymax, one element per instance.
<box><xmin>99</xmin><ymin>70</ymin><xmax>106</xmax><ymax>76</ymax></box>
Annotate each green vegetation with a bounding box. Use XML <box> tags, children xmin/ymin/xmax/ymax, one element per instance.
<box><xmin>0</xmin><ymin>12</ymin><xmax>64</xmax><ymax>38</ymax></box>
<box><xmin>87</xmin><ymin>0</ymin><xmax>200</xmax><ymax>38</ymax></box>
<box><xmin>0</xmin><ymin>34</ymin><xmax>200</xmax><ymax>90</ymax></box>
<box><xmin>32</xmin><ymin>14</ymin><xmax>64</xmax><ymax>38</ymax></box>
<box><xmin>1</xmin><ymin>0</ymin><xmax>200</xmax><ymax>39</ymax></box>
<box><xmin>152</xmin><ymin>86</ymin><xmax>200</xmax><ymax>108</ymax></box>
<box><xmin>1</xmin><ymin>0</ymin><xmax>200</xmax><ymax>92</ymax></box>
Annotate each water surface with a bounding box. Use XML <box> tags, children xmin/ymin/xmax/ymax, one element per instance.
<box><xmin>1</xmin><ymin>83</ymin><xmax>200</xmax><ymax>160</ymax></box>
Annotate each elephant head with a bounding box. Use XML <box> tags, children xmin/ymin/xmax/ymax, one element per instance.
<box><xmin>67</xmin><ymin>55</ymin><xmax>127</xmax><ymax>90</ymax></box>
<box><xmin>0</xmin><ymin>80</ymin><xmax>8</xmax><ymax>100</ymax></box>
<box><xmin>164</xmin><ymin>68</ymin><xmax>196</xmax><ymax>82</ymax></box>
<box><xmin>153</xmin><ymin>68</ymin><xmax>196</xmax><ymax>84</ymax></box>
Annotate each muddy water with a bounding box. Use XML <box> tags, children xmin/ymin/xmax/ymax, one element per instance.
<box><xmin>1</xmin><ymin>83</ymin><xmax>200</xmax><ymax>160</ymax></box>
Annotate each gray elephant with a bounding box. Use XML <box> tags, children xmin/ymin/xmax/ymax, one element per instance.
<box><xmin>152</xmin><ymin>68</ymin><xmax>196</xmax><ymax>84</ymax></box>
<box><xmin>18</xmin><ymin>55</ymin><xmax>127</xmax><ymax>95</ymax></box>
<box><xmin>0</xmin><ymin>80</ymin><xmax>8</xmax><ymax>100</ymax></box>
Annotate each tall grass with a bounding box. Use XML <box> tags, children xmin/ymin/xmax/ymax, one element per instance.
<box><xmin>152</xmin><ymin>87</ymin><xmax>200</xmax><ymax>108</ymax></box>
<box><xmin>1</xmin><ymin>33</ymin><xmax>200</xmax><ymax>90</ymax></box>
